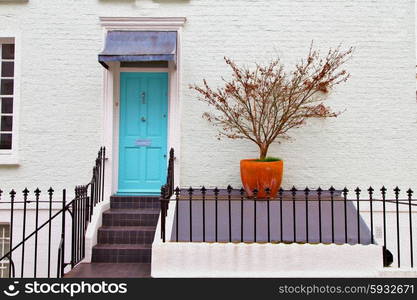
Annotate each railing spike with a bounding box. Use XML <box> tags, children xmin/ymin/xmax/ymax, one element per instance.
<box><xmin>291</xmin><ymin>186</ymin><xmax>297</xmax><ymax>195</ymax></box>
<box><xmin>48</xmin><ymin>187</ymin><xmax>54</xmax><ymax>195</ymax></box>
<box><xmin>34</xmin><ymin>188</ymin><xmax>41</xmax><ymax>196</ymax></box>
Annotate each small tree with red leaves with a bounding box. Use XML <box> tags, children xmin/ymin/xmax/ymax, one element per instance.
<box><xmin>190</xmin><ymin>44</ymin><xmax>353</xmax><ymax>160</ymax></box>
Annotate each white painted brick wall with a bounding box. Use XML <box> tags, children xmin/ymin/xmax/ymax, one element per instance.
<box><xmin>0</xmin><ymin>0</ymin><xmax>414</xmax><ymax>278</ymax></box>
<box><xmin>0</xmin><ymin>0</ymin><xmax>414</xmax><ymax>195</ymax></box>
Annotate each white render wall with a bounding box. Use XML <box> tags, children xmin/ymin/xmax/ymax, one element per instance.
<box><xmin>0</xmin><ymin>0</ymin><xmax>414</xmax><ymax>279</ymax></box>
<box><xmin>0</xmin><ymin>0</ymin><xmax>415</xmax><ymax>193</ymax></box>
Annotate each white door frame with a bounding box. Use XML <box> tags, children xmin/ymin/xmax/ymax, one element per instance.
<box><xmin>100</xmin><ymin>17</ymin><xmax>186</xmax><ymax>197</ymax></box>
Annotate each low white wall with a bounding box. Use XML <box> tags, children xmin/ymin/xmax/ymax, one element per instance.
<box><xmin>152</xmin><ymin>199</ymin><xmax>383</xmax><ymax>277</ymax></box>
<box><xmin>84</xmin><ymin>201</ymin><xmax>110</xmax><ymax>263</ymax></box>
<box><xmin>152</xmin><ymin>242</ymin><xmax>382</xmax><ymax>278</ymax></box>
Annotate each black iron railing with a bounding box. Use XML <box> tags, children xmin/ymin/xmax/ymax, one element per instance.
<box><xmin>0</xmin><ymin>147</ymin><xmax>106</xmax><ymax>278</ymax></box>
<box><xmin>160</xmin><ymin>148</ymin><xmax>175</xmax><ymax>242</ymax></box>
<box><xmin>160</xmin><ymin>185</ymin><xmax>417</xmax><ymax>268</ymax></box>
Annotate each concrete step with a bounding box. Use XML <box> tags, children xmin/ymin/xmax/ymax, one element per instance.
<box><xmin>110</xmin><ymin>195</ymin><xmax>160</xmax><ymax>209</ymax></box>
<box><xmin>64</xmin><ymin>263</ymin><xmax>151</xmax><ymax>278</ymax></box>
<box><xmin>98</xmin><ymin>226</ymin><xmax>157</xmax><ymax>244</ymax></box>
<box><xmin>92</xmin><ymin>244</ymin><xmax>152</xmax><ymax>263</ymax></box>
<box><xmin>102</xmin><ymin>208</ymin><xmax>159</xmax><ymax>227</ymax></box>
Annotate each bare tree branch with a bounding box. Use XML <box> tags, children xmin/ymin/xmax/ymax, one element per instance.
<box><xmin>190</xmin><ymin>43</ymin><xmax>353</xmax><ymax>159</ymax></box>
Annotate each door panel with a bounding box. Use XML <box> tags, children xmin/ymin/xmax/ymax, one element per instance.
<box><xmin>118</xmin><ymin>72</ymin><xmax>168</xmax><ymax>195</ymax></box>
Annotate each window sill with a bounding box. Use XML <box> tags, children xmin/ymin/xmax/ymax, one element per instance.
<box><xmin>0</xmin><ymin>153</ymin><xmax>19</xmax><ymax>165</ymax></box>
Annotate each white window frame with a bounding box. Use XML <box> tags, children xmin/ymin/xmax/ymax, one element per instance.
<box><xmin>0</xmin><ymin>223</ymin><xmax>10</xmax><ymax>278</ymax></box>
<box><xmin>0</xmin><ymin>32</ymin><xmax>20</xmax><ymax>165</ymax></box>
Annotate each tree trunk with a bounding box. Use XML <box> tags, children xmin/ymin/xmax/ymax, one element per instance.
<box><xmin>259</xmin><ymin>144</ymin><xmax>269</xmax><ymax>160</ymax></box>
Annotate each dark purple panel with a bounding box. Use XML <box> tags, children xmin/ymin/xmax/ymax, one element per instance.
<box><xmin>0</xmin><ymin>79</ymin><xmax>13</xmax><ymax>95</ymax></box>
<box><xmin>2</xmin><ymin>44</ymin><xmax>14</xmax><ymax>59</ymax></box>
<box><xmin>1</xmin><ymin>98</ymin><xmax>13</xmax><ymax>113</ymax></box>
<box><xmin>0</xmin><ymin>133</ymin><xmax>12</xmax><ymax>149</ymax></box>
<box><xmin>1</xmin><ymin>61</ymin><xmax>14</xmax><ymax>77</ymax></box>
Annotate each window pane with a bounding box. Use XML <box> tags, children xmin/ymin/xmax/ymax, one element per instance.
<box><xmin>2</xmin><ymin>226</ymin><xmax>9</xmax><ymax>237</ymax></box>
<box><xmin>0</xmin><ymin>242</ymin><xmax>9</xmax><ymax>257</ymax></box>
<box><xmin>1</xmin><ymin>62</ymin><xmax>14</xmax><ymax>77</ymax></box>
<box><xmin>0</xmin><ymin>263</ymin><xmax>9</xmax><ymax>278</ymax></box>
<box><xmin>1</xmin><ymin>98</ymin><xmax>12</xmax><ymax>113</ymax></box>
<box><xmin>1</xmin><ymin>116</ymin><xmax>12</xmax><ymax>131</ymax></box>
<box><xmin>0</xmin><ymin>79</ymin><xmax>13</xmax><ymax>95</ymax></box>
<box><xmin>0</xmin><ymin>133</ymin><xmax>12</xmax><ymax>149</ymax></box>
<box><xmin>1</xmin><ymin>44</ymin><xmax>14</xmax><ymax>59</ymax></box>
<box><xmin>3</xmin><ymin>241</ymin><xmax>9</xmax><ymax>252</ymax></box>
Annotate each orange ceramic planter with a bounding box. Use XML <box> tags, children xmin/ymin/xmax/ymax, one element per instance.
<box><xmin>240</xmin><ymin>159</ymin><xmax>284</xmax><ymax>198</ymax></box>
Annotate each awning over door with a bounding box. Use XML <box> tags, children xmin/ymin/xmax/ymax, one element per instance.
<box><xmin>98</xmin><ymin>31</ymin><xmax>177</xmax><ymax>69</ymax></box>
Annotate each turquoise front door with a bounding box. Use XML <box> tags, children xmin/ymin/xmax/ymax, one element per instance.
<box><xmin>118</xmin><ymin>72</ymin><xmax>168</xmax><ymax>195</ymax></box>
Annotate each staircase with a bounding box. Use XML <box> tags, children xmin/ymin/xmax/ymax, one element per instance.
<box><xmin>92</xmin><ymin>195</ymin><xmax>160</xmax><ymax>263</ymax></box>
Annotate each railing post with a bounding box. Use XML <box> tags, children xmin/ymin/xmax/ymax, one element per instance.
<box><xmin>394</xmin><ymin>186</ymin><xmax>401</xmax><ymax>268</ymax></box>
<box><xmin>188</xmin><ymin>187</ymin><xmax>193</xmax><ymax>242</ymax></box>
<box><xmin>61</xmin><ymin>189</ymin><xmax>66</xmax><ymax>278</ymax></box>
<box><xmin>317</xmin><ymin>187</ymin><xmax>322</xmax><ymax>244</ymax></box>
<box><xmin>253</xmin><ymin>188</ymin><xmax>258</xmax><ymax>243</ymax></box>
<box><xmin>368</xmin><ymin>186</ymin><xmax>374</xmax><ymax>244</ymax></box>
<box><xmin>291</xmin><ymin>186</ymin><xmax>297</xmax><ymax>243</ymax></box>
<box><xmin>407</xmin><ymin>188</ymin><xmax>414</xmax><ymax>268</ymax></box>
<box><xmin>160</xmin><ymin>186</ymin><xmax>166</xmax><ymax>242</ymax></box>
<box><xmin>33</xmin><ymin>188</ymin><xmax>41</xmax><ymax>278</ymax></box>
<box><xmin>202</xmin><ymin>186</ymin><xmax>207</xmax><ymax>243</ymax></box>
<box><xmin>355</xmin><ymin>187</ymin><xmax>361</xmax><ymax>244</ymax></box>
<box><xmin>101</xmin><ymin>147</ymin><xmax>106</xmax><ymax>203</ymax></box>
<box><xmin>227</xmin><ymin>185</ymin><xmax>232</xmax><ymax>243</ymax></box>
<box><xmin>169</xmin><ymin>148</ymin><xmax>174</xmax><ymax>196</ymax></box>
<box><xmin>304</xmin><ymin>187</ymin><xmax>310</xmax><ymax>243</ymax></box>
<box><xmin>71</xmin><ymin>188</ymin><xmax>76</xmax><ymax>269</ymax></box>
<box><xmin>214</xmin><ymin>187</ymin><xmax>219</xmax><ymax>242</ymax></box>
<box><xmin>175</xmin><ymin>187</ymin><xmax>180</xmax><ymax>242</ymax></box>
<box><xmin>8</xmin><ymin>190</ymin><xmax>15</xmax><ymax>278</ymax></box>
<box><xmin>279</xmin><ymin>188</ymin><xmax>283</xmax><ymax>242</ymax></box>
<box><xmin>329</xmin><ymin>186</ymin><xmax>335</xmax><ymax>244</ymax></box>
<box><xmin>47</xmin><ymin>187</ymin><xmax>54</xmax><ymax>278</ymax></box>
<box><xmin>21</xmin><ymin>188</ymin><xmax>29</xmax><ymax>278</ymax></box>
<box><xmin>343</xmin><ymin>187</ymin><xmax>349</xmax><ymax>244</ymax></box>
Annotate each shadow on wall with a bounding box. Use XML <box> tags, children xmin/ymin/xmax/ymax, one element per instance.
<box><xmin>170</xmin><ymin>200</ymin><xmax>373</xmax><ymax>245</ymax></box>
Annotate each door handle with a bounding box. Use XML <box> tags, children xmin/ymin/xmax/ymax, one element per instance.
<box><xmin>141</xmin><ymin>92</ymin><xmax>146</xmax><ymax>104</ymax></box>
<box><xmin>141</xmin><ymin>117</ymin><xmax>146</xmax><ymax>122</ymax></box>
